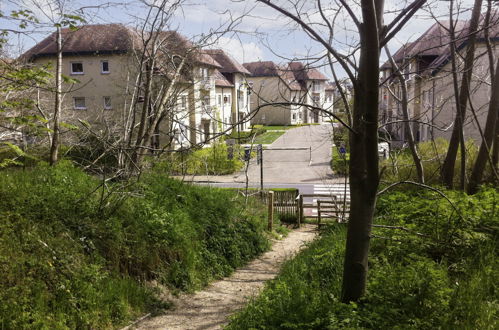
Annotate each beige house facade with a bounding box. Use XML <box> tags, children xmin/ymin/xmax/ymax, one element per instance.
<box><xmin>21</xmin><ymin>24</ymin><xmax>237</xmax><ymax>150</ymax></box>
<box><xmin>380</xmin><ymin>18</ymin><xmax>499</xmax><ymax>147</ymax></box>
<box><xmin>242</xmin><ymin>61</ymin><xmax>329</xmax><ymax>126</ymax></box>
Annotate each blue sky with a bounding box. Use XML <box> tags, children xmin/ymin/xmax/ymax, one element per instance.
<box><xmin>1</xmin><ymin>0</ymin><xmax>478</xmax><ymax>78</ymax></box>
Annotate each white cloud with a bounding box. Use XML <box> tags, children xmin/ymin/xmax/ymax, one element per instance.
<box><xmin>214</xmin><ymin>36</ymin><xmax>264</xmax><ymax>63</ymax></box>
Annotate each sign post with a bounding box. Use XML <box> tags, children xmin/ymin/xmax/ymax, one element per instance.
<box><xmin>257</xmin><ymin>144</ymin><xmax>263</xmax><ymax>192</ymax></box>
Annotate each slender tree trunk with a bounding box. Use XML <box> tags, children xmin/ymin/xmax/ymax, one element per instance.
<box><xmin>441</xmin><ymin>0</ymin><xmax>483</xmax><ymax>188</ymax></box>
<box><xmin>468</xmin><ymin>59</ymin><xmax>499</xmax><ymax>193</ymax></box>
<box><xmin>49</xmin><ymin>26</ymin><xmax>62</xmax><ymax>166</ymax></box>
<box><xmin>341</xmin><ymin>0</ymin><xmax>382</xmax><ymax>303</ymax></box>
<box><xmin>385</xmin><ymin>47</ymin><xmax>424</xmax><ymax>183</ymax></box>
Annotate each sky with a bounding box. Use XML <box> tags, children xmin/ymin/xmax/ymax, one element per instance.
<box><xmin>1</xmin><ymin>0</ymin><xmax>481</xmax><ymax>79</ymax></box>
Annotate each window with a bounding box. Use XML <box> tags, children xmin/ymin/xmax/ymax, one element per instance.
<box><xmin>73</xmin><ymin>97</ymin><xmax>86</xmax><ymax>110</ymax></box>
<box><xmin>312</xmin><ymin>81</ymin><xmax>321</xmax><ymax>92</ymax></box>
<box><xmin>200</xmin><ymin>67</ymin><xmax>209</xmax><ymax>79</ymax></box>
<box><xmin>179</xmin><ymin>95</ymin><xmax>187</xmax><ymax>109</ymax></box>
<box><xmin>223</xmin><ymin>95</ymin><xmax>230</xmax><ymax>104</ymax></box>
<box><xmin>71</xmin><ymin>62</ymin><xmax>83</xmax><ymax>75</ymax></box>
<box><xmin>101</xmin><ymin>61</ymin><xmax>110</xmax><ymax>74</ymax></box>
<box><xmin>217</xmin><ymin>95</ymin><xmax>222</xmax><ymax>106</ymax></box>
<box><xmin>292</xmin><ymin>113</ymin><xmax>296</xmax><ymax>120</ymax></box>
<box><xmin>103</xmin><ymin>96</ymin><xmax>112</xmax><ymax>110</ymax></box>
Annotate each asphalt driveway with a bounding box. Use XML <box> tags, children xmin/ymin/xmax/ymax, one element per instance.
<box><xmin>184</xmin><ymin>124</ymin><xmax>336</xmax><ymax>184</ymax></box>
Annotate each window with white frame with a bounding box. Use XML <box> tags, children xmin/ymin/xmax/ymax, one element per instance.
<box><xmin>71</xmin><ymin>62</ymin><xmax>84</xmax><ymax>75</ymax></box>
<box><xmin>312</xmin><ymin>81</ymin><xmax>321</xmax><ymax>92</ymax></box>
<box><xmin>73</xmin><ymin>97</ymin><xmax>86</xmax><ymax>110</ymax></box>
<box><xmin>223</xmin><ymin>95</ymin><xmax>230</xmax><ymax>104</ymax></box>
<box><xmin>217</xmin><ymin>94</ymin><xmax>222</xmax><ymax>106</ymax></box>
<box><xmin>200</xmin><ymin>67</ymin><xmax>209</xmax><ymax>79</ymax></box>
<box><xmin>103</xmin><ymin>96</ymin><xmax>112</xmax><ymax>110</ymax></box>
<box><xmin>101</xmin><ymin>60</ymin><xmax>110</xmax><ymax>74</ymax></box>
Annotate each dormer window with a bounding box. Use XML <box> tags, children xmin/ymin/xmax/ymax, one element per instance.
<box><xmin>312</xmin><ymin>81</ymin><xmax>321</xmax><ymax>93</ymax></box>
<box><xmin>101</xmin><ymin>61</ymin><xmax>110</xmax><ymax>74</ymax></box>
<box><xmin>200</xmin><ymin>67</ymin><xmax>209</xmax><ymax>79</ymax></box>
<box><xmin>71</xmin><ymin>62</ymin><xmax>83</xmax><ymax>75</ymax></box>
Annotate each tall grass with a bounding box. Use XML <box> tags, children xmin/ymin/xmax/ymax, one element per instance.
<box><xmin>0</xmin><ymin>161</ymin><xmax>269</xmax><ymax>328</ymax></box>
<box><xmin>227</xmin><ymin>187</ymin><xmax>499</xmax><ymax>329</ymax></box>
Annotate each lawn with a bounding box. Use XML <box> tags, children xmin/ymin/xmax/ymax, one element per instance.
<box><xmin>261</xmin><ymin>125</ymin><xmax>294</xmax><ymax>130</ymax></box>
<box><xmin>254</xmin><ymin>131</ymin><xmax>286</xmax><ymax>144</ymax></box>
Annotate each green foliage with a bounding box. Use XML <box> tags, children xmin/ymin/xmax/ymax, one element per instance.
<box><xmin>0</xmin><ymin>162</ymin><xmax>269</xmax><ymax>328</ymax></box>
<box><xmin>381</xmin><ymin>138</ymin><xmax>482</xmax><ymax>185</ymax></box>
<box><xmin>166</xmin><ymin>141</ymin><xmax>244</xmax><ymax>175</ymax></box>
<box><xmin>331</xmin><ymin>147</ymin><xmax>349</xmax><ymax>175</ymax></box>
<box><xmin>228</xmin><ymin>126</ymin><xmax>267</xmax><ymax>143</ymax></box>
<box><xmin>228</xmin><ymin>187</ymin><xmax>499</xmax><ymax>329</ymax></box>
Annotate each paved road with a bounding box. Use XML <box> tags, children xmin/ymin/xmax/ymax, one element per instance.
<box><xmin>181</xmin><ymin>124</ymin><xmax>342</xmax><ymax>186</ymax></box>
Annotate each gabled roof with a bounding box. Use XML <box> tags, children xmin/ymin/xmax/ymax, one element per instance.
<box><xmin>213</xmin><ymin>69</ymin><xmax>234</xmax><ymax>87</ymax></box>
<box><xmin>243</xmin><ymin>60</ymin><xmax>328</xmax><ymax>91</ymax></box>
<box><xmin>381</xmin><ymin>12</ymin><xmax>499</xmax><ymax>75</ymax></box>
<box><xmin>22</xmin><ymin>24</ymin><xmax>134</xmax><ymax>60</ymax></box>
<box><xmin>205</xmin><ymin>49</ymin><xmax>250</xmax><ymax>74</ymax></box>
<box><xmin>287</xmin><ymin>61</ymin><xmax>328</xmax><ymax>81</ymax></box>
<box><xmin>21</xmin><ymin>24</ymin><xmax>221</xmax><ymax>68</ymax></box>
<box><xmin>243</xmin><ymin>61</ymin><xmax>281</xmax><ymax>77</ymax></box>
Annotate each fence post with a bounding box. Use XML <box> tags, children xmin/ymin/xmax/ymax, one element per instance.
<box><xmin>268</xmin><ymin>191</ymin><xmax>274</xmax><ymax>231</ymax></box>
<box><xmin>317</xmin><ymin>200</ymin><xmax>321</xmax><ymax>227</ymax></box>
<box><xmin>298</xmin><ymin>194</ymin><xmax>303</xmax><ymax>227</ymax></box>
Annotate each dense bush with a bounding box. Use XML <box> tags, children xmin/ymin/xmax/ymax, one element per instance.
<box><xmin>167</xmin><ymin>141</ymin><xmax>244</xmax><ymax>175</ymax></box>
<box><xmin>228</xmin><ymin>187</ymin><xmax>499</xmax><ymax>329</ymax></box>
<box><xmin>331</xmin><ymin>147</ymin><xmax>349</xmax><ymax>175</ymax></box>
<box><xmin>381</xmin><ymin>138</ymin><xmax>481</xmax><ymax>185</ymax></box>
<box><xmin>0</xmin><ymin>162</ymin><xmax>270</xmax><ymax>328</ymax></box>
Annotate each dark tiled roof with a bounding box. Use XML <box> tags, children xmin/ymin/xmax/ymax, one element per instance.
<box><xmin>243</xmin><ymin>60</ymin><xmax>328</xmax><ymax>91</ymax></box>
<box><xmin>22</xmin><ymin>24</ymin><xmax>134</xmax><ymax>59</ymax></box>
<box><xmin>381</xmin><ymin>13</ymin><xmax>499</xmax><ymax>74</ymax></box>
<box><xmin>21</xmin><ymin>24</ymin><xmax>221</xmax><ymax>68</ymax></box>
<box><xmin>243</xmin><ymin>61</ymin><xmax>281</xmax><ymax>77</ymax></box>
<box><xmin>325</xmin><ymin>81</ymin><xmax>335</xmax><ymax>91</ymax></box>
<box><xmin>205</xmin><ymin>49</ymin><xmax>250</xmax><ymax>74</ymax></box>
<box><xmin>213</xmin><ymin>69</ymin><xmax>234</xmax><ymax>87</ymax></box>
<box><xmin>287</xmin><ymin>61</ymin><xmax>328</xmax><ymax>80</ymax></box>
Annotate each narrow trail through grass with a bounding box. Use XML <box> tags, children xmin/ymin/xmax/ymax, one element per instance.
<box><xmin>133</xmin><ymin>225</ymin><xmax>317</xmax><ymax>330</ymax></box>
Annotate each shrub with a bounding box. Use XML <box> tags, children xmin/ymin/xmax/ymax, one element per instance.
<box><xmin>331</xmin><ymin>147</ymin><xmax>349</xmax><ymax>175</ymax></box>
<box><xmin>167</xmin><ymin>141</ymin><xmax>244</xmax><ymax>175</ymax></box>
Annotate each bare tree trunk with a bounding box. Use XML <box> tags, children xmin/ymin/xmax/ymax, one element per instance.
<box><xmin>440</xmin><ymin>0</ymin><xmax>483</xmax><ymax>188</ymax></box>
<box><xmin>341</xmin><ymin>0</ymin><xmax>383</xmax><ymax>303</ymax></box>
<box><xmin>49</xmin><ymin>25</ymin><xmax>62</xmax><ymax>166</ymax></box>
<box><xmin>385</xmin><ymin>47</ymin><xmax>424</xmax><ymax>183</ymax></box>
<box><xmin>493</xmin><ymin>116</ymin><xmax>499</xmax><ymax>171</ymax></box>
<box><xmin>468</xmin><ymin>59</ymin><xmax>499</xmax><ymax>193</ymax></box>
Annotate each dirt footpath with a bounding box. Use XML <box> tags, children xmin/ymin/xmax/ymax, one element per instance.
<box><xmin>133</xmin><ymin>225</ymin><xmax>317</xmax><ymax>330</ymax></box>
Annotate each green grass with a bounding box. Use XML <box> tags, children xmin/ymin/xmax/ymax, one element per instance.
<box><xmin>261</xmin><ymin>125</ymin><xmax>293</xmax><ymax>130</ymax></box>
<box><xmin>254</xmin><ymin>131</ymin><xmax>286</xmax><ymax>144</ymax></box>
<box><xmin>227</xmin><ymin>187</ymin><xmax>499</xmax><ymax>329</ymax></box>
<box><xmin>0</xmin><ymin>162</ymin><xmax>270</xmax><ymax>328</ymax></box>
